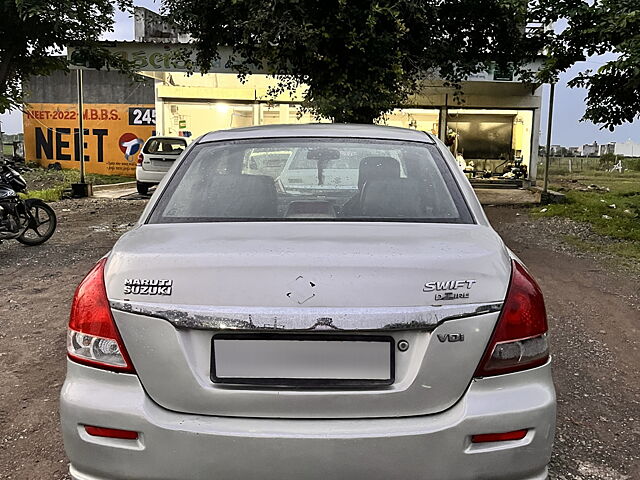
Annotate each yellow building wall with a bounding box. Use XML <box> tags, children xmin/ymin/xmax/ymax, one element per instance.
<box><xmin>378</xmin><ymin>109</ymin><xmax>440</xmax><ymax>136</ymax></box>
<box><xmin>150</xmin><ymin>73</ymin><xmax>535</xmax><ymax>173</ymax></box>
<box><xmin>160</xmin><ymin>102</ymin><xmax>328</xmax><ymax>138</ymax></box>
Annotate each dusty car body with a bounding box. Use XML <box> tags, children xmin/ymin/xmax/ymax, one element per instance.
<box><xmin>61</xmin><ymin>124</ymin><xmax>555</xmax><ymax>480</ymax></box>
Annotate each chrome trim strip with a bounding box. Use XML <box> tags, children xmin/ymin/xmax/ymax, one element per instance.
<box><xmin>109</xmin><ymin>300</ymin><xmax>503</xmax><ymax>332</ymax></box>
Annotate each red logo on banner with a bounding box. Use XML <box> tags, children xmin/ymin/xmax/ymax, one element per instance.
<box><xmin>118</xmin><ymin>133</ymin><xmax>144</xmax><ymax>162</ymax></box>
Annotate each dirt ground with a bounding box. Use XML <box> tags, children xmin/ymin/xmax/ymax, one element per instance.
<box><xmin>486</xmin><ymin>208</ymin><xmax>640</xmax><ymax>480</ymax></box>
<box><xmin>0</xmin><ymin>198</ymin><xmax>638</xmax><ymax>479</ymax></box>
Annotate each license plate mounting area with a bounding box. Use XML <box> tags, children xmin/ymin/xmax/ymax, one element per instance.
<box><xmin>211</xmin><ymin>333</ymin><xmax>395</xmax><ymax>388</ymax></box>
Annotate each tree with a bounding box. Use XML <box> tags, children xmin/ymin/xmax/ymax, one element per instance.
<box><xmin>163</xmin><ymin>0</ymin><xmax>547</xmax><ymax>123</ymax></box>
<box><xmin>0</xmin><ymin>0</ymin><xmax>134</xmax><ymax>113</ymax></box>
<box><xmin>531</xmin><ymin>0</ymin><xmax>640</xmax><ymax>130</ymax></box>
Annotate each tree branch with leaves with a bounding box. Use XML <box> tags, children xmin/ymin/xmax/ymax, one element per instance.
<box><xmin>531</xmin><ymin>0</ymin><xmax>640</xmax><ymax>130</ymax></box>
<box><xmin>0</xmin><ymin>0</ymin><xmax>135</xmax><ymax>113</ymax></box>
<box><xmin>163</xmin><ymin>0</ymin><xmax>548</xmax><ymax>123</ymax></box>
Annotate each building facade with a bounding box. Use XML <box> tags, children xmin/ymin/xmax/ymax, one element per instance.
<box><xmin>600</xmin><ymin>140</ymin><xmax>640</xmax><ymax>157</ymax></box>
<box><xmin>146</xmin><ymin>68</ymin><xmax>541</xmax><ymax>182</ymax></box>
<box><xmin>581</xmin><ymin>142</ymin><xmax>599</xmax><ymax>157</ymax></box>
<box><xmin>26</xmin><ymin>36</ymin><xmax>544</xmax><ymax>182</ymax></box>
<box><xmin>22</xmin><ymin>71</ymin><xmax>155</xmax><ymax>176</ymax></box>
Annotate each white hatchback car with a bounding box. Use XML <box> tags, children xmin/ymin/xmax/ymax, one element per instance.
<box><xmin>135</xmin><ymin>136</ymin><xmax>188</xmax><ymax>195</ymax></box>
<box><xmin>61</xmin><ymin>124</ymin><xmax>555</xmax><ymax>480</ymax></box>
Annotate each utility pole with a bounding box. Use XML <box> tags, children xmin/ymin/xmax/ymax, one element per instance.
<box><xmin>72</xmin><ymin>69</ymin><xmax>91</xmax><ymax>197</ymax></box>
<box><xmin>543</xmin><ymin>83</ymin><xmax>555</xmax><ymax>194</ymax></box>
<box><xmin>0</xmin><ymin>120</ymin><xmax>4</xmax><ymax>159</ymax></box>
<box><xmin>77</xmin><ymin>69</ymin><xmax>86</xmax><ymax>184</ymax></box>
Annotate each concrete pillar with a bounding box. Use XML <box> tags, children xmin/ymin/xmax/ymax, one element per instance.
<box><xmin>530</xmin><ymin>102</ymin><xmax>542</xmax><ymax>185</ymax></box>
<box><xmin>279</xmin><ymin>103</ymin><xmax>289</xmax><ymax>123</ymax></box>
<box><xmin>438</xmin><ymin>105</ymin><xmax>447</xmax><ymax>141</ymax></box>
<box><xmin>154</xmin><ymin>78</ymin><xmax>165</xmax><ymax>136</ymax></box>
<box><xmin>253</xmin><ymin>103</ymin><xmax>261</xmax><ymax>126</ymax></box>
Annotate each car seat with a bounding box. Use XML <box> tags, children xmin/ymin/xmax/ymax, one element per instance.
<box><xmin>341</xmin><ymin>156</ymin><xmax>401</xmax><ymax>216</ymax></box>
<box><xmin>360</xmin><ymin>178</ymin><xmax>429</xmax><ymax>218</ymax></box>
<box><xmin>194</xmin><ymin>174</ymin><xmax>278</xmax><ymax>218</ymax></box>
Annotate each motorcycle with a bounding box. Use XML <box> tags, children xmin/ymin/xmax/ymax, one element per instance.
<box><xmin>0</xmin><ymin>160</ymin><xmax>57</xmax><ymax>246</ymax></box>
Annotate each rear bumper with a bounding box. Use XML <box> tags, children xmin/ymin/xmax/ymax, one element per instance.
<box><xmin>60</xmin><ymin>360</ymin><xmax>555</xmax><ymax>480</ymax></box>
<box><xmin>135</xmin><ymin>166</ymin><xmax>166</xmax><ymax>184</ymax></box>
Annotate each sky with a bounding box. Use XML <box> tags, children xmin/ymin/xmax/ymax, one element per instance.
<box><xmin>1</xmin><ymin>2</ymin><xmax>638</xmax><ymax>148</ymax></box>
<box><xmin>539</xmin><ymin>55</ymin><xmax>638</xmax><ymax>147</ymax></box>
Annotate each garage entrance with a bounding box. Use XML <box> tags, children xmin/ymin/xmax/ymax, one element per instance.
<box><xmin>445</xmin><ymin>109</ymin><xmax>534</xmax><ymax>186</ymax></box>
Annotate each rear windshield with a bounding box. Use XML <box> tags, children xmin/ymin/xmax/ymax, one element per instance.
<box><xmin>148</xmin><ymin>138</ymin><xmax>473</xmax><ymax>224</ymax></box>
<box><xmin>143</xmin><ymin>138</ymin><xmax>187</xmax><ymax>155</ymax></box>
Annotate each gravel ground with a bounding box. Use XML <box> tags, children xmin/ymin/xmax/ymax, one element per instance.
<box><xmin>0</xmin><ymin>198</ymin><xmax>638</xmax><ymax>479</ymax></box>
<box><xmin>0</xmin><ymin>197</ymin><xmax>146</xmax><ymax>480</ymax></box>
<box><xmin>486</xmin><ymin>207</ymin><xmax>639</xmax><ymax>480</ymax></box>
<box><xmin>500</xmin><ymin>208</ymin><xmax>637</xmax><ymax>266</ymax></box>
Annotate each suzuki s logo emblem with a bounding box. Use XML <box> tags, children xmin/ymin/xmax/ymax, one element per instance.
<box><xmin>437</xmin><ymin>333</ymin><xmax>465</xmax><ymax>343</ymax></box>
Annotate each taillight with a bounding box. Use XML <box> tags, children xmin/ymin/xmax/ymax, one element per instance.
<box><xmin>137</xmin><ymin>153</ymin><xmax>144</xmax><ymax>166</ymax></box>
<box><xmin>67</xmin><ymin>258</ymin><xmax>135</xmax><ymax>373</ymax></box>
<box><xmin>475</xmin><ymin>260</ymin><xmax>549</xmax><ymax>377</ymax></box>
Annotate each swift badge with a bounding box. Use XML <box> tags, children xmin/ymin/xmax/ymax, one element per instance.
<box><xmin>423</xmin><ymin>279</ymin><xmax>476</xmax><ymax>301</ymax></box>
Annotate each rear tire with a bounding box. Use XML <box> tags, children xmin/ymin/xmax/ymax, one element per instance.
<box><xmin>137</xmin><ymin>181</ymin><xmax>151</xmax><ymax>196</ymax></box>
<box><xmin>17</xmin><ymin>199</ymin><xmax>57</xmax><ymax>246</ymax></box>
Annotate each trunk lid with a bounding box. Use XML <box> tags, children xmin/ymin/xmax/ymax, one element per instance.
<box><xmin>142</xmin><ymin>154</ymin><xmax>177</xmax><ymax>172</ymax></box>
<box><xmin>107</xmin><ymin>222</ymin><xmax>511</xmax><ymax>418</ymax></box>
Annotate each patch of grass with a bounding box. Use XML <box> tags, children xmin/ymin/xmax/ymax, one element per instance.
<box><xmin>551</xmin><ymin>171</ymin><xmax>640</xmax><ymax>194</ymax></box>
<box><xmin>563</xmin><ymin>235</ymin><xmax>640</xmax><ymax>274</ymax></box>
<box><xmin>19</xmin><ymin>167</ymin><xmax>134</xmax><ymax>201</ymax></box>
<box><xmin>535</xmin><ymin>191</ymin><xmax>639</xmax><ymax>241</ymax></box>
<box><xmin>533</xmin><ymin>172</ymin><xmax>640</xmax><ymax>261</ymax></box>
<box><xmin>81</xmin><ymin>172</ymin><xmax>135</xmax><ymax>186</ymax></box>
<box><xmin>20</xmin><ymin>186</ymin><xmax>66</xmax><ymax>202</ymax></box>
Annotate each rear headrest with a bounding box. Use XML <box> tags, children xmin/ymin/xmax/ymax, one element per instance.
<box><xmin>360</xmin><ymin>179</ymin><xmax>428</xmax><ymax>218</ymax></box>
<box><xmin>197</xmin><ymin>174</ymin><xmax>277</xmax><ymax>218</ymax></box>
<box><xmin>358</xmin><ymin>156</ymin><xmax>401</xmax><ymax>190</ymax></box>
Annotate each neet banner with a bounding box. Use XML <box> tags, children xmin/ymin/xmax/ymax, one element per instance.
<box><xmin>23</xmin><ymin>103</ymin><xmax>156</xmax><ymax>176</ymax></box>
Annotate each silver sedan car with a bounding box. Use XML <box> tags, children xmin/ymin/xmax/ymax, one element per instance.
<box><xmin>61</xmin><ymin>124</ymin><xmax>555</xmax><ymax>480</ymax></box>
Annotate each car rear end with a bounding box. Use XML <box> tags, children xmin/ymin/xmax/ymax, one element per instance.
<box><xmin>61</xmin><ymin>125</ymin><xmax>555</xmax><ymax>480</ymax></box>
<box><xmin>136</xmin><ymin>137</ymin><xmax>188</xmax><ymax>193</ymax></box>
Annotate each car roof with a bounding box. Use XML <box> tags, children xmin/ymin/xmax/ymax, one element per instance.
<box><xmin>145</xmin><ymin>136</ymin><xmax>187</xmax><ymax>142</ymax></box>
<box><xmin>199</xmin><ymin>124</ymin><xmax>436</xmax><ymax>144</ymax></box>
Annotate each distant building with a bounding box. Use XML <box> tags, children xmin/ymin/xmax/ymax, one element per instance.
<box><xmin>581</xmin><ymin>141</ymin><xmax>599</xmax><ymax>157</ymax></box>
<box><xmin>550</xmin><ymin>144</ymin><xmax>563</xmax><ymax>156</ymax></box>
<box><xmin>613</xmin><ymin>140</ymin><xmax>640</xmax><ymax>157</ymax></box>
<box><xmin>598</xmin><ymin>140</ymin><xmax>640</xmax><ymax>157</ymax></box>
<box><xmin>600</xmin><ymin>143</ymin><xmax>615</xmax><ymax>156</ymax></box>
<box><xmin>134</xmin><ymin>7</ymin><xmax>191</xmax><ymax>43</ymax></box>
<box><xmin>567</xmin><ymin>146</ymin><xmax>581</xmax><ymax>156</ymax></box>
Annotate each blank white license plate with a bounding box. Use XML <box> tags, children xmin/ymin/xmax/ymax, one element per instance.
<box><xmin>150</xmin><ymin>158</ymin><xmax>172</xmax><ymax>167</ymax></box>
<box><xmin>211</xmin><ymin>334</ymin><xmax>394</xmax><ymax>387</ymax></box>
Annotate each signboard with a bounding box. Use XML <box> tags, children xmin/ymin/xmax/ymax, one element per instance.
<box><xmin>128</xmin><ymin>106</ymin><xmax>156</xmax><ymax>126</ymax></box>
<box><xmin>23</xmin><ymin>103</ymin><xmax>156</xmax><ymax>176</ymax></box>
<box><xmin>69</xmin><ymin>42</ymin><xmax>540</xmax><ymax>82</ymax></box>
<box><xmin>492</xmin><ymin>65</ymin><xmax>515</xmax><ymax>82</ymax></box>
<box><xmin>69</xmin><ymin>42</ymin><xmax>267</xmax><ymax>74</ymax></box>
